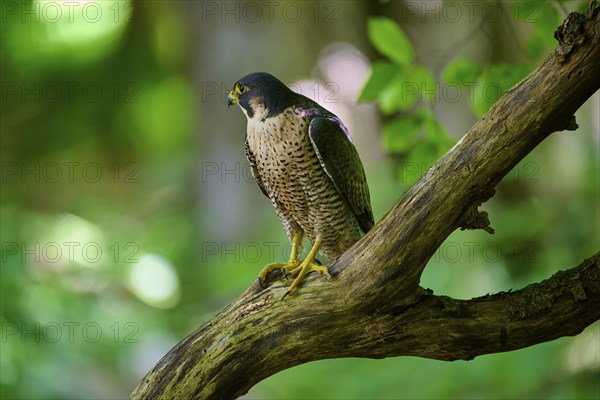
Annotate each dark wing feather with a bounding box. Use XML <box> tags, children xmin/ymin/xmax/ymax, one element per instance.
<box><xmin>245</xmin><ymin>136</ymin><xmax>269</xmax><ymax>198</ymax></box>
<box><xmin>308</xmin><ymin>117</ymin><xmax>374</xmax><ymax>233</ymax></box>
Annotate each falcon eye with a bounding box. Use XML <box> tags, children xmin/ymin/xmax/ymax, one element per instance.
<box><xmin>238</xmin><ymin>85</ymin><xmax>248</xmax><ymax>95</ymax></box>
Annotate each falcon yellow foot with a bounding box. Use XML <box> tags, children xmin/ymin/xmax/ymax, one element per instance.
<box><xmin>258</xmin><ymin>232</ymin><xmax>302</xmax><ymax>288</ymax></box>
<box><xmin>257</xmin><ymin>235</ymin><xmax>330</xmax><ymax>298</ymax></box>
<box><xmin>282</xmin><ymin>238</ymin><xmax>330</xmax><ymax>299</ymax></box>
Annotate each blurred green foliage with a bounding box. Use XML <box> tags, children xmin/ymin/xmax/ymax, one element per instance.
<box><xmin>1</xmin><ymin>0</ymin><xmax>598</xmax><ymax>399</ymax></box>
<box><xmin>2</xmin><ymin>1</ymin><xmax>199</xmax><ymax>397</ymax></box>
<box><xmin>361</xmin><ymin>16</ymin><xmax>453</xmax><ymax>185</ymax></box>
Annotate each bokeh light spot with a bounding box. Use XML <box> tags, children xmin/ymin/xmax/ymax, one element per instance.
<box><xmin>127</xmin><ymin>254</ymin><xmax>179</xmax><ymax>308</ymax></box>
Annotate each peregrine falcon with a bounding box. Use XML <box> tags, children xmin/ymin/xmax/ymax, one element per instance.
<box><xmin>227</xmin><ymin>72</ymin><xmax>374</xmax><ymax>298</ymax></box>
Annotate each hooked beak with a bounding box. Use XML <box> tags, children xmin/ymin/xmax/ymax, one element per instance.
<box><xmin>227</xmin><ymin>91</ymin><xmax>238</xmax><ymax>108</ymax></box>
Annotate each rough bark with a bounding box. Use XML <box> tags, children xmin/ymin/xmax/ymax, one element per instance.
<box><xmin>131</xmin><ymin>5</ymin><xmax>600</xmax><ymax>400</ymax></box>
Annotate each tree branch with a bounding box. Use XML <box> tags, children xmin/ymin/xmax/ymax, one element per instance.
<box><xmin>131</xmin><ymin>5</ymin><xmax>600</xmax><ymax>400</ymax></box>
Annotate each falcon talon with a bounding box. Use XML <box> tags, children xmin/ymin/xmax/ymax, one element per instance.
<box><xmin>228</xmin><ymin>72</ymin><xmax>374</xmax><ymax>296</ymax></box>
<box><xmin>257</xmin><ymin>276</ymin><xmax>266</xmax><ymax>289</ymax></box>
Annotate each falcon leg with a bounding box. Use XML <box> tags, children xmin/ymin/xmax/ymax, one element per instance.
<box><xmin>282</xmin><ymin>237</ymin><xmax>330</xmax><ymax>299</ymax></box>
<box><xmin>258</xmin><ymin>232</ymin><xmax>302</xmax><ymax>287</ymax></box>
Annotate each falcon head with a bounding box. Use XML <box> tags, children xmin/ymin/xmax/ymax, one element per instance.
<box><xmin>227</xmin><ymin>72</ymin><xmax>296</xmax><ymax>119</ymax></box>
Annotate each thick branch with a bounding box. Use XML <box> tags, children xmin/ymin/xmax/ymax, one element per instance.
<box><xmin>132</xmin><ymin>6</ymin><xmax>600</xmax><ymax>400</ymax></box>
<box><xmin>133</xmin><ymin>255</ymin><xmax>599</xmax><ymax>399</ymax></box>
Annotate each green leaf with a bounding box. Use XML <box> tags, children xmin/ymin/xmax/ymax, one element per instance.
<box><xmin>442</xmin><ymin>59</ymin><xmax>482</xmax><ymax>86</ymax></box>
<box><xmin>359</xmin><ymin>61</ymin><xmax>401</xmax><ymax>102</ymax></box>
<box><xmin>379</xmin><ymin>65</ymin><xmax>435</xmax><ymax>113</ymax></box>
<box><xmin>367</xmin><ymin>17</ymin><xmax>415</xmax><ymax>65</ymax></box>
<box><xmin>378</xmin><ymin>81</ymin><xmax>403</xmax><ymax>114</ymax></box>
<box><xmin>377</xmin><ymin>65</ymin><xmax>408</xmax><ymax>114</ymax></box>
<box><xmin>382</xmin><ymin>116</ymin><xmax>422</xmax><ymax>153</ymax></box>
<box><xmin>406</xmin><ymin>65</ymin><xmax>436</xmax><ymax>104</ymax></box>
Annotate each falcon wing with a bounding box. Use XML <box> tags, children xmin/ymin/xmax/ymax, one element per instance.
<box><xmin>245</xmin><ymin>136</ymin><xmax>269</xmax><ymax>198</ymax></box>
<box><xmin>308</xmin><ymin>116</ymin><xmax>374</xmax><ymax>233</ymax></box>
